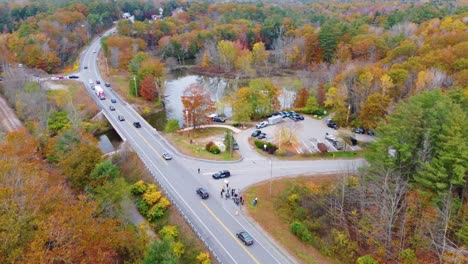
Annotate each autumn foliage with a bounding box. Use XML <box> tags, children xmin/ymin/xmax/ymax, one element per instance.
<box><xmin>0</xmin><ymin>129</ymin><xmax>144</xmax><ymax>263</ymax></box>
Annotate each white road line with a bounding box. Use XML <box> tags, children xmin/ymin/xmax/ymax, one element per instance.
<box><xmin>129</xmin><ymin>139</ymin><xmax>239</xmax><ymax>264</ymax></box>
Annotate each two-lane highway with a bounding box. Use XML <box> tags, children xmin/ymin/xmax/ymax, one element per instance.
<box><xmin>78</xmin><ymin>32</ymin><xmax>295</xmax><ymax>264</ymax></box>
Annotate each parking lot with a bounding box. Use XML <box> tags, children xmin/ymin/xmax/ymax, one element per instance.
<box><xmin>252</xmin><ymin>115</ymin><xmax>375</xmax><ymax>154</ymax></box>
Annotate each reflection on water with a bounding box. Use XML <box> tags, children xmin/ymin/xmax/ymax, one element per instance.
<box><xmin>164</xmin><ymin>72</ymin><xmax>297</xmax><ymax>125</ymax></box>
<box><xmin>98</xmin><ymin>129</ymin><xmax>122</xmax><ymax>154</ymax></box>
<box><xmin>145</xmin><ymin>110</ymin><xmax>167</xmax><ymax>131</ymax></box>
<box><xmin>164</xmin><ymin>75</ymin><xmax>246</xmax><ymax>125</ymax></box>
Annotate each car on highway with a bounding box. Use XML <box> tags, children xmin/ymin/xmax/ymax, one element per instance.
<box><xmin>68</xmin><ymin>75</ymin><xmax>79</xmax><ymax>79</ymax></box>
<box><xmin>196</xmin><ymin>188</ymin><xmax>209</xmax><ymax>199</ymax></box>
<box><xmin>105</xmin><ymin>82</ymin><xmax>111</xmax><ymax>87</ymax></box>
<box><xmin>256</xmin><ymin>121</ymin><xmax>268</xmax><ymax>129</ymax></box>
<box><xmin>93</xmin><ymin>50</ymin><xmax>96</xmax><ymax>53</ymax></box>
<box><xmin>96</xmin><ymin>80</ymin><xmax>101</xmax><ymax>84</ymax></box>
<box><xmin>88</xmin><ymin>79</ymin><xmax>93</xmax><ymax>84</ymax></box>
<box><xmin>111</xmin><ymin>98</ymin><xmax>117</xmax><ymax>103</ymax></box>
<box><xmin>236</xmin><ymin>231</ymin><xmax>254</xmax><ymax>246</ymax></box>
<box><xmin>212</xmin><ymin>116</ymin><xmax>226</xmax><ymax>123</ymax></box>
<box><xmin>212</xmin><ymin>170</ymin><xmax>231</xmax><ymax>179</ymax></box>
<box><xmin>84</xmin><ymin>66</ymin><xmax>88</xmax><ymax>69</ymax></box>
<box><xmin>109</xmin><ymin>105</ymin><xmax>115</xmax><ymax>111</ymax></box>
<box><xmin>118</xmin><ymin>115</ymin><xmax>125</xmax><ymax>121</ymax></box>
<box><xmin>162</xmin><ymin>152</ymin><xmax>172</xmax><ymax>160</ymax></box>
<box><xmin>133</xmin><ymin>122</ymin><xmax>141</xmax><ymax>128</ymax></box>
<box><xmin>251</xmin><ymin>130</ymin><xmax>261</xmax><ymax>137</ymax></box>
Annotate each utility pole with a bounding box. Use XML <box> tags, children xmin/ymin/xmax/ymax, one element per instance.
<box><xmin>133</xmin><ymin>75</ymin><xmax>137</xmax><ymax>97</ymax></box>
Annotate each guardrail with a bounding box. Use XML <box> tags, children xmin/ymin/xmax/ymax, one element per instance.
<box><xmin>130</xmin><ymin>141</ymin><xmax>224</xmax><ymax>263</ymax></box>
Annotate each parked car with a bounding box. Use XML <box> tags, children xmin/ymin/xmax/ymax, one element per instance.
<box><xmin>236</xmin><ymin>231</ymin><xmax>254</xmax><ymax>246</ymax></box>
<box><xmin>196</xmin><ymin>188</ymin><xmax>209</xmax><ymax>199</ymax></box>
<box><xmin>256</xmin><ymin>121</ymin><xmax>268</xmax><ymax>129</ymax></box>
<box><xmin>68</xmin><ymin>75</ymin><xmax>79</xmax><ymax>79</ymax></box>
<box><xmin>162</xmin><ymin>152</ymin><xmax>172</xmax><ymax>160</ymax></box>
<box><xmin>327</xmin><ymin>119</ymin><xmax>338</xmax><ymax>129</ymax></box>
<box><xmin>257</xmin><ymin>133</ymin><xmax>267</xmax><ymax>139</ymax></box>
<box><xmin>0</xmin><ymin>77</ymin><xmax>3</xmax><ymax>81</ymax></box>
<box><xmin>232</xmin><ymin>142</ymin><xmax>239</xmax><ymax>150</ymax></box>
<box><xmin>294</xmin><ymin>114</ymin><xmax>304</xmax><ymax>120</ymax></box>
<box><xmin>118</xmin><ymin>115</ymin><xmax>125</xmax><ymax>121</ymax></box>
<box><xmin>109</xmin><ymin>105</ymin><xmax>115</xmax><ymax>111</ymax></box>
<box><xmin>111</xmin><ymin>98</ymin><xmax>117</xmax><ymax>103</ymax></box>
<box><xmin>105</xmin><ymin>82</ymin><xmax>111</xmax><ymax>87</ymax></box>
<box><xmin>212</xmin><ymin>170</ymin><xmax>231</xmax><ymax>179</ymax></box>
<box><xmin>212</xmin><ymin>116</ymin><xmax>226</xmax><ymax>123</ymax></box>
<box><xmin>251</xmin><ymin>130</ymin><xmax>261</xmax><ymax>137</ymax></box>
<box><xmin>368</xmin><ymin>130</ymin><xmax>375</xmax><ymax>136</ymax></box>
<box><xmin>352</xmin><ymin>128</ymin><xmax>365</xmax><ymax>134</ymax></box>
<box><xmin>280</xmin><ymin>111</ymin><xmax>288</xmax><ymax>118</ymax></box>
<box><xmin>133</xmin><ymin>122</ymin><xmax>141</xmax><ymax>128</ymax></box>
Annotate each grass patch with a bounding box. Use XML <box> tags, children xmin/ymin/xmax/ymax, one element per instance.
<box><xmin>164</xmin><ymin>127</ymin><xmax>241</xmax><ymax>161</ymax></box>
<box><xmin>243</xmin><ymin>176</ymin><xmax>338</xmax><ymax>264</ymax></box>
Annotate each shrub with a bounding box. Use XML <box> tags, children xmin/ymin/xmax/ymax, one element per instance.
<box><xmin>143</xmin><ymin>190</ymin><xmax>162</xmax><ymax>206</ymax></box>
<box><xmin>137</xmin><ymin>198</ymin><xmax>149</xmax><ymax>215</ymax></box>
<box><xmin>356</xmin><ymin>255</ymin><xmax>379</xmax><ymax>264</ymax></box>
<box><xmin>290</xmin><ymin>220</ymin><xmax>315</xmax><ymax>244</ymax></box>
<box><xmin>254</xmin><ymin>140</ymin><xmax>265</xmax><ymax>149</ymax></box>
<box><xmin>165</xmin><ymin>119</ymin><xmax>180</xmax><ymax>133</ymax></box>
<box><xmin>131</xmin><ymin>180</ymin><xmax>147</xmax><ymax>195</ymax></box>
<box><xmin>147</xmin><ymin>204</ymin><xmax>165</xmax><ymax>222</ymax></box>
<box><xmin>196</xmin><ymin>252</ymin><xmax>211</xmax><ymax>264</ymax></box>
<box><xmin>317</xmin><ymin>142</ymin><xmax>328</xmax><ymax>154</ymax></box>
<box><xmin>205</xmin><ymin>141</ymin><xmax>214</xmax><ymax>149</ymax></box>
<box><xmin>208</xmin><ymin>144</ymin><xmax>220</xmax><ymax>154</ymax></box>
<box><xmin>159</xmin><ymin>225</ymin><xmax>179</xmax><ymax>240</ymax></box>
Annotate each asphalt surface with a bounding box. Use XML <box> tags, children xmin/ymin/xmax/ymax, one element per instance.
<box><xmin>77</xmin><ymin>29</ymin><xmax>367</xmax><ymax>264</ymax></box>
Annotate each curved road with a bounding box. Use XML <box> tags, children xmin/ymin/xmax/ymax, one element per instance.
<box><xmin>78</xmin><ymin>30</ymin><xmax>365</xmax><ymax>264</ymax></box>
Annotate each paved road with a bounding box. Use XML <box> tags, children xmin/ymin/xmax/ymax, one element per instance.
<box><xmin>78</xmin><ymin>29</ymin><xmax>366</xmax><ymax>264</ymax></box>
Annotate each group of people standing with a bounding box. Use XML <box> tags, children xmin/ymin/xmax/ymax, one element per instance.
<box><xmin>220</xmin><ymin>186</ymin><xmax>244</xmax><ymax>206</ymax></box>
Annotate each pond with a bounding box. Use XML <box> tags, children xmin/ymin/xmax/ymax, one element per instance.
<box><xmin>163</xmin><ymin>72</ymin><xmax>299</xmax><ymax>126</ymax></box>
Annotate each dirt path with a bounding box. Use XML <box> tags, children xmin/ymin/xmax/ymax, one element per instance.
<box><xmin>0</xmin><ymin>95</ymin><xmax>24</xmax><ymax>132</ymax></box>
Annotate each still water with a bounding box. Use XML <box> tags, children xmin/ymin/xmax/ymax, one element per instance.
<box><xmin>163</xmin><ymin>74</ymin><xmax>296</xmax><ymax>126</ymax></box>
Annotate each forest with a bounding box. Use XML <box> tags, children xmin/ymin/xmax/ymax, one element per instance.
<box><xmin>0</xmin><ymin>0</ymin><xmax>467</xmax><ymax>263</ymax></box>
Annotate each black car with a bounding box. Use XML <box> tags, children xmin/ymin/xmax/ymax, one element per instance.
<box><xmin>368</xmin><ymin>130</ymin><xmax>375</xmax><ymax>136</ymax></box>
<box><xmin>212</xmin><ymin>116</ymin><xmax>226</xmax><ymax>123</ymax></box>
<box><xmin>327</xmin><ymin>121</ymin><xmax>338</xmax><ymax>129</ymax></box>
<box><xmin>133</xmin><ymin>122</ymin><xmax>141</xmax><ymax>128</ymax></box>
<box><xmin>84</xmin><ymin>66</ymin><xmax>88</xmax><ymax>69</ymax></box>
<box><xmin>105</xmin><ymin>82</ymin><xmax>111</xmax><ymax>87</ymax></box>
<box><xmin>96</xmin><ymin>80</ymin><xmax>101</xmax><ymax>84</ymax></box>
<box><xmin>352</xmin><ymin>128</ymin><xmax>365</xmax><ymax>134</ymax></box>
<box><xmin>212</xmin><ymin>170</ymin><xmax>231</xmax><ymax>179</ymax></box>
<box><xmin>251</xmin><ymin>130</ymin><xmax>261</xmax><ymax>137</ymax></box>
<box><xmin>294</xmin><ymin>114</ymin><xmax>304</xmax><ymax>120</ymax></box>
<box><xmin>118</xmin><ymin>115</ymin><xmax>125</xmax><ymax>121</ymax></box>
<box><xmin>109</xmin><ymin>105</ymin><xmax>115</xmax><ymax>111</ymax></box>
<box><xmin>236</xmin><ymin>231</ymin><xmax>254</xmax><ymax>246</ymax></box>
<box><xmin>196</xmin><ymin>188</ymin><xmax>209</xmax><ymax>199</ymax></box>
<box><xmin>68</xmin><ymin>75</ymin><xmax>79</xmax><ymax>79</ymax></box>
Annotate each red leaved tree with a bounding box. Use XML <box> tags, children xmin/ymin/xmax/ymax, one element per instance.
<box><xmin>140</xmin><ymin>76</ymin><xmax>158</xmax><ymax>101</ymax></box>
<box><xmin>181</xmin><ymin>83</ymin><xmax>215</xmax><ymax>129</ymax></box>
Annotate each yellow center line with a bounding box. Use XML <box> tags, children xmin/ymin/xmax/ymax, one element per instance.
<box><xmin>200</xmin><ymin>201</ymin><xmax>260</xmax><ymax>264</ymax></box>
